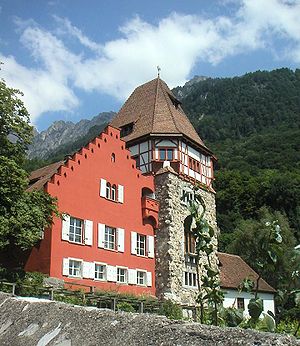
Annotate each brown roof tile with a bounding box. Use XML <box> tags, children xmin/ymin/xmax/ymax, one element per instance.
<box><xmin>218</xmin><ymin>252</ymin><xmax>276</xmax><ymax>293</ymax></box>
<box><xmin>110</xmin><ymin>78</ymin><xmax>211</xmax><ymax>152</ymax></box>
<box><xmin>27</xmin><ymin>161</ymin><xmax>64</xmax><ymax>192</ymax></box>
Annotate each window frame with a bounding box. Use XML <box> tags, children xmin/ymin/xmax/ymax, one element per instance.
<box><xmin>237</xmin><ymin>297</ymin><xmax>245</xmax><ymax>310</ymax></box>
<box><xmin>159</xmin><ymin>148</ymin><xmax>174</xmax><ymax>161</ymax></box>
<box><xmin>117</xmin><ymin>267</ymin><xmax>128</xmax><ymax>284</ymax></box>
<box><xmin>68</xmin><ymin>259</ymin><xmax>82</xmax><ymax>278</ymax></box>
<box><xmin>69</xmin><ymin>217</ymin><xmax>84</xmax><ymax>244</ymax></box>
<box><xmin>136</xmin><ymin>270</ymin><xmax>147</xmax><ymax>286</ymax></box>
<box><xmin>184</xmin><ymin>271</ymin><xmax>197</xmax><ymax>288</ymax></box>
<box><xmin>104</xmin><ymin>226</ymin><xmax>117</xmax><ymax>250</ymax></box>
<box><xmin>94</xmin><ymin>263</ymin><xmax>107</xmax><ymax>281</ymax></box>
<box><xmin>136</xmin><ymin>233</ymin><xmax>146</xmax><ymax>256</ymax></box>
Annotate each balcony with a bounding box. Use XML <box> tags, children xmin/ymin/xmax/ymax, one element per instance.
<box><xmin>141</xmin><ymin>196</ymin><xmax>159</xmax><ymax>228</ymax></box>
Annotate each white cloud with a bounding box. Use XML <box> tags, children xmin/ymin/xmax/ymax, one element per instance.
<box><xmin>1</xmin><ymin>0</ymin><xmax>300</xmax><ymax>124</ymax></box>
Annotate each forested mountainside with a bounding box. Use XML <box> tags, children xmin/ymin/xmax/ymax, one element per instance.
<box><xmin>26</xmin><ymin>68</ymin><xmax>300</xmax><ymax>285</ymax></box>
<box><xmin>174</xmin><ymin>69</ymin><xmax>300</xmax><ymax>280</ymax></box>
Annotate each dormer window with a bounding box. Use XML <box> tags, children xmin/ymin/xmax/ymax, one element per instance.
<box><xmin>120</xmin><ymin>122</ymin><xmax>134</xmax><ymax>137</ymax></box>
<box><xmin>168</xmin><ymin>93</ymin><xmax>181</xmax><ymax>109</ymax></box>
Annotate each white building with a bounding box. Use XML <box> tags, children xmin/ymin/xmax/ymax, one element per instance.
<box><xmin>218</xmin><ymin>252</ymin><xmax>276</xmax><ymax>316</ymax></box>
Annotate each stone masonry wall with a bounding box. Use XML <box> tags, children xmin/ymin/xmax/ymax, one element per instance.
<box><xmin>0</xmin><ymin>292</ymin><xmax>298</xmax><ymax>346</ymax></box>
<box><xmin>154</xmin><ymin>168</ymin><xmax>219</xmax><ymax>306</ymax></box>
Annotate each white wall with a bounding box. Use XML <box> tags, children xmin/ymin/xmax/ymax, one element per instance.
<box><xmin>222</xmin><ymin>289</ymin><xmax>275</xmax><ymax>317</ymax></box>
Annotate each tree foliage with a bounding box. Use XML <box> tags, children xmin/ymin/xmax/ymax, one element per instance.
<box><xmin>0</xmin><ymin>78</ymin><xmax>58</xmax><ymax>267</ymax></box>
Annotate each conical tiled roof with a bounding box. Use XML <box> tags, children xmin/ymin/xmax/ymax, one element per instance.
<box><xmin>110</xmin><ymin>77</ymin><xmax>209</xmax><ymax>151</ymax></box>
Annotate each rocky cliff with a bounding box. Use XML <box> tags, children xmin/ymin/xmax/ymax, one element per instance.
<box><xmin>28</xmin><ymin>112</ymin><xmax>115</xmax><ymax>159</ymax></box>
<box><xmin>0</xmin><ymin>293</ymin><xmax>298</xmax><ymax>346</ymax></box>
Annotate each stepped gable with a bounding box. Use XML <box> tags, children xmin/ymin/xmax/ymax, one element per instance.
<box><xmin>27</xmin><ymin>125</ymin><xmax>140</xmax><ymax>193</ymax></box>
<box><xmin>218</xmin><ymin>252</ymin><xmax>276</xmax><ymax>293</ymax></box>
<box><xmin>27</xmin><ymin>161</ymin><xmax>64</xmax><ymax>192</ymax></box>
<box><xmin>110</xmin><ymin>77</ymin><xmax>210</xmax><ymax>152</ymax></box>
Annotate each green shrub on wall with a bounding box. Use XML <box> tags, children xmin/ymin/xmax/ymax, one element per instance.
<box><xmin>159</xmin><ymin>300</ymin><xmax>183</xmax><ymax>320</ymax></box>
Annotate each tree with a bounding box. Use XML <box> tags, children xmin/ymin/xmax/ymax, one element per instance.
<box><xmin>228</xmin><ymin>207</ymin><xmax>296</xmax><ymax>289</ymax></box>
<box><xmin>0</xmin><ymin>77</ymin><xmax>58</xmax><ymax>269</ymax></box>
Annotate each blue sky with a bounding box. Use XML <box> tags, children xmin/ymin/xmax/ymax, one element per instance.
<box><xmin>0</xmin><ymin>0</ymin><xmax>300</xmax><ymax>131</ymax></box>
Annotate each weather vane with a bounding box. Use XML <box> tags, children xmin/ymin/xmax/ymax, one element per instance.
<box><xmin>157</xmin><ymin>65</ymin><xmax>161</xmax><ymax>78</ymax></box>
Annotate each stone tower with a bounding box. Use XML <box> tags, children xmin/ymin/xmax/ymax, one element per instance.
<box><xmin>110</xmin><ymin>76</ymin><xmax>218</xmax><ymax>306</ymax></box>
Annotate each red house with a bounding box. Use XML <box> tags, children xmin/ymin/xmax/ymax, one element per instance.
<box><xmin>26</xmin><ymin>125</ymin><xmax>158</xmax><ymax>296</ymax></box>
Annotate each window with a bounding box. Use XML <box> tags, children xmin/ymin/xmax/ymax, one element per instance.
<box><xmin>137</xmin><ymin>271</ymin><xmax>146</xmax><ymax>285</ymax></box>
<box><xmin>104</xmin><ymin>226</ymin><xmax>116</xmax><ymax>250</ymax></box>
<box><xmin>181</xmin><ymin>189</ymin><xmax>194</xmax><ymax>205</ymax></box>
<box><xmin>188</xmin><ymin>157</ymin><xmax>200</xmax><ymax>172</ymax></box>
<box><xmin>111</xmin><ymin>153</ymin><xmax>115</xmax><ymax>162</ymax></box>
<box><xmin>69</xmin><ymin>217</ymin><xmax>83</xmax><ymax>243</ymax></box>
<box><xmin>237</xmin><ymin>297</ymin><xmax>245</xmax><ymax>310</ymax></box>
<box><xmin>111</xmin><ymin>184</ymin><xmax>116</xmax><ymax>201</ymax></box>
<box><xmin>136</xmin><ymin>234</ymin><xmax>146</xmax><ymax>256</ymax></box>
<box><xmin>100</xmin><ymin>179</ymin><xmax>124</xmax><ymax>203</ymax></box>
<box><xmin>106</xmin><ymin>182</ymin><xmax>111</xmax><ymax>199</ymax></box>
<box><xmin>184</xmin><ymin>272</ymin><xmax>197</xmax><ymax>287</ymax></box>
<box><xmin>69</xmin><ymin>259</ymin><xmax>82</xmax><ymax>277</ymax></box>
<box><xmin>159</xmin><ymin>148</ymin><xmax>174</xmax><ymax>161</ymax></box>
<box><xmin>117</xmin><ymin>267</ymin><xmax>127</xmax><ymax>283</ymax></box>
<box><xmin>185</xmin><ymin>230</ymin><xmax>196</xmax><ymax>254</ymax></box>
<box><xmin>120</xmin><ymin>123</ymin><xmax>133</xmax><ymax>137</ymax></box>
<box><xmin>95</xmin><ymin>264</ymin><xmax>106</xmax><ymax>280</ymax></box>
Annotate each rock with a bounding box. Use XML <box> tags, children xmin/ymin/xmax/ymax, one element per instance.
<box><xmin>0</xmin><ymin>292</ymin><xmax>298</xmax><ymax>346</ymax></box>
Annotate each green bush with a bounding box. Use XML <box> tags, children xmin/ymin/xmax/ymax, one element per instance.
<box><xmin>221</xmin><ymin>307</ymin><xmax>244</xmax><ymax>327</ymax></box>
<box><xmin>159</xmin><ymin>300</ymin><xmax>183</xmax><ymax>320</ymax></box>
<box><xmin>117</xmin><ymin>301</ymin><xmax>135</xmax><ymax>313</ymax></box>
<box><xmin>276</xmin><ymin>319</ymin><xmax>300</xmax><ymax>338</ymax></box>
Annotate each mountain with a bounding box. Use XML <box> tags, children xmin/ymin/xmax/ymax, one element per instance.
<box><xmin>28</xmin><ymin>112</ymin><xmax>115</xmax><ymax>159</ymax></box>
<box><xmin>173</xmin><ymin>68</ymin><xmax>300</xmax><ymax>247</ymax></box>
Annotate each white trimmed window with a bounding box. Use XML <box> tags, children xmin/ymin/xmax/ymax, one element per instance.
<box><xmin>137</xmin><ymin>234</ymin><xmax>146</xmax><ymax>256</ymax></box>
<box><xmin>100</xmin><ymin>178</ymin><xmax>124</xmax><ymax>203</ymax></box>
<box><xmin>69</xmin><ymin>217</ymin><xmax>83</xmax><ymax>243</ymax></box>
<box><xmin>95</xmin><ymin>263</ymin><xmax>106</xmax><ymax>280</ymax></box>
<box><xmin>104</xmin><ymin>226</ymin><xmax>116</xmax><ymax>250</ymax></box>
<box><xmin>184</xmin><ymin>271</ymin><xmax>197</xmax><ymax>288</ymax></box>
<box><xmin>131</xmin><ymin>232</ymin><xmax>154</xmax><ymax>258</ymax></box>
<box><xmin>69</xmin><ymin>259</ymin><xmax>82</xmax><ymax>277</ymax></box>
<box><xmin>117</xmin><ymin>267</ymin><xmax>127</xmax><ymax>283</ymax></box>
<box><xmin>62</xmin><ymin>215</ymin><xmax>93</xmax><ymax>246</ymax></box>
<box><xmin>137</xmin><ymin>271</ymin><xmax>146</xmax><ymax>286</ymax></box>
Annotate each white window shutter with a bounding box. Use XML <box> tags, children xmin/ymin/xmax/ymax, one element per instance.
<box><xmin>84</xmin><ymin>220</ymin><xmax>93</xmax><ymax>246</ymax></box>
<box><xmin>98</xmin><ymin>223</ymin><xmax>105</xmax><ymax>248</ymax></box>
<box><xmin>107</xmin><ymin>265</ymin><xmax>117</xmax><ymax>282</ymax></box>
<box><xmin>90</xmin><ymin>263</ymin><xmax>96</xmax><ymax>279</ymax></box>
<box><xmin>146</xmin><ymin>272</ymin><xmax>152</xmax><ymax>287</ymax></box>
<box><xmin>117</xmin><ymin>228</ymin><xmax>125</xmax><ymax>252</ymax></box>
<box><xmin>128</xmin><ymin>269</ymin><xmax>137</xmax><ymax>285</ymax></box>
<box><xmin>61</xmin><ymin>214</ymin><xmax>70</xmax><ymax>241</ymax></box>
<box><xmin>62</xmin><ymin>258</ymin><xmax>69</xmax><ymax>276</ymax></box>
<box><xmin>147</xmin><ymin>235</ymin><xmax>155</xmax><ymax>258</ymax></box>
<box><xmin>118</xmin><ymin>185</ymin><xmax>124</xmax><ymax>203</ymax></box>
<box><xmin>131</xmin><ymin>232</ymin><xmax>137</xmax><ymax>255</ymax></box>
<box><xmin>100</xmin><ymin>178</ymin><xmax>106</xmax><ymax>197</ymax></box>
<box><xmin>82</xmin><ymin>261</ymin><xmax>92</xmax><ymax>279</ymax></box>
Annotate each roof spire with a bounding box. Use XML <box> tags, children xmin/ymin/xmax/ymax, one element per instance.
<box><xmin>157</xmin><ymin>65</ymin><xmax>161</xmax><ymax>78</ymax></box>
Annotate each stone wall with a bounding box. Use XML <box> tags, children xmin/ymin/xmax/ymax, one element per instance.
<box><xmin>0</xmin><ymin>292</ymin><xmax>298</xmax><ymax>346</ymax></box>
<box><xmin>154</xmin><ymin>167</ymin><xmax>219</xmax><ymax>306</ymax></box>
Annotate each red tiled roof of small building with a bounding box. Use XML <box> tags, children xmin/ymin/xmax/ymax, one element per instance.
<box><xmin>218</xmin><ymin>252</ymin><xmax>276</xmax><ymax>293</ymax></box>
<box><xmin>110</xmin><ymin>77</ymin><xmax>212</xmax><ymax>153</ymax></box>
<box><xmin>27</xmin><ymin>160</ymin><xmax>64</xmax><ymax>192</ymax></box>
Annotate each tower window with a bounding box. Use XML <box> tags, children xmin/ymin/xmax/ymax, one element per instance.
<box><xmin>184</xmin><ymin>230</ymin><xmax>196</xmax><ymax>254</ymax></box>
<box><xmin>159</xmin><ymin>148</ymin><xmax>174</xmax><ymax>161</ymax></box>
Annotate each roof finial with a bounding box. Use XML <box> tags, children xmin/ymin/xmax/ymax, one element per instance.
<box><xmin>157</xmin><ymin>65</ymin><xmax>161</xmax><ymax>78</ymax></box>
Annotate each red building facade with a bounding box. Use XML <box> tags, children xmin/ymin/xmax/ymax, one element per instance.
<box><xmin>26</xmin><ymin>125</ymin><xmax>158</xmax><ymax>296</ymax></box>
